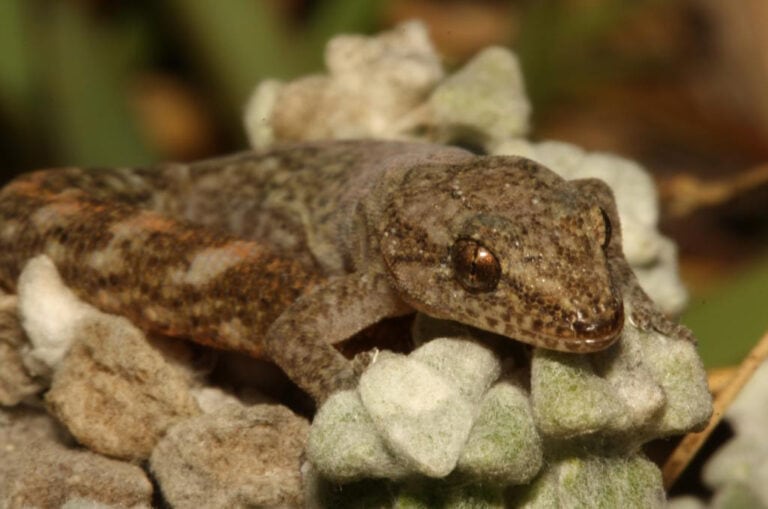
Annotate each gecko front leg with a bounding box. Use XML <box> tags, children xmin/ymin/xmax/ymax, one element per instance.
<box><xmin>264</xmin><ymin>270</ymin><xmax>412</xmax><ymax>404</ymax></box>
<box><xmin>569</xmin><ymin>178</ymin><xmax>695</xmax><ymax>343</ymax></box>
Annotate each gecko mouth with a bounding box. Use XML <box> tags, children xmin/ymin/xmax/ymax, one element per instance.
<box><xmin>568</xmin><ymin>305</ymin><xmax>625</xmax><ymax>351</ymax></box>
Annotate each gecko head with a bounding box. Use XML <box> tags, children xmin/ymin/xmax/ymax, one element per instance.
<box><xmin>379</xmin><ymin>156</ymin><xmax>624</xmax><ymax>353</ymax></box>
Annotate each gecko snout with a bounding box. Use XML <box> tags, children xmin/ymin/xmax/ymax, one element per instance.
<box><xmin>572</xmin><ymin>303</ymin><xmax>624</xmax><ymax>343</ymax></box>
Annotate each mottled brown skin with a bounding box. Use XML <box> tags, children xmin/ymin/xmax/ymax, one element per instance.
<box><xmin>0</xmin><ymin>140</ymin><xmax>692</xmax><ymax>403</ymax></box>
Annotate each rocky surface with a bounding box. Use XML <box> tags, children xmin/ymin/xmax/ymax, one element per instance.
<box><xmin>0</xmin><ymin>292</ymin><xmax>42</xmax><ymax>405</ymax></box>
<box><xmin>245</xmin><ymin>20</ymin><xmax>443</xmax><ymax>148</ymax></box>
<box><xmin>3</xmin><ymin>256</ymin><xmax>308</xmax><ymax>507</ymax></box>
<box><xmin>0</xmin><ymin>407</ymin><xmax>154</xmax><ymax>509</ymax></box>
<box><xmin>18</xmin><ymin>255</ymin><xmax>201</xmax><ymax>461</ymax></box>
<box><xmin>150</xmin><ymin>404</ymin><xmax>309</xmax><ymax>509</ymax></box>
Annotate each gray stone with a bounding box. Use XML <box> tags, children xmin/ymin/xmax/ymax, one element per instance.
<box><xmin>151</xmin><ymin>404</ymin><xmax>309</xmax><ymax>508</ymax></box>
<box><xmin>0</xmin><ymin>294</ymin><xmax>43</xmax><ymax>405</ymax></box>
<box><xmin>245</xmin><ymin>21</ymin><xmax>443</xmax><ymax>147</ymax></box>
<box><xmin>0</xmin><ymin>407</ymin><xmax>152</xmax><ymax>508</ymax></box>
<box><xmin>428</xmin><ymin>46</ymin><xmax>530</xmax><ymax>145</ymax></box>
<box><xmin>510</xmin><ymin>454</ymin><xmax>665</xmax><ymax>508</ymax></box>
<box><xmin>46</xmin><ymin>312</ymin><xmax>201</xmax><ymax>460</ymax></box>
<box><xmin>358</xmin><ymin>352</ymin><xmax>474</xmax><ymax>478</ymax></box>
<box><xmin>410</xmin><ymin>335</ymin><xmax>501</xmax><ymax>403</ymax></box>
<box><xmin>457</xmin><ymin>380</ymin><xmax>542</xmax><ymax>484</ymax></box>
<box><xmin>308</xmin><ymin>389</ymin><xmax>407</xmax><ymax>481</ymax></box>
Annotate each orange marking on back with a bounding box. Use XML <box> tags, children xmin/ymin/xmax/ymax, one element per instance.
<box><xmin>45</xmin><ymin>200</ymin><xmax>87</xmax><ymax>216</ymax></box>
<box><xmin>219</xmin><ymin>240</ymin><xmax>261</xmax><ymax>261</ymax></box>
<box><xmin>4</xmin><ymin>175</ymin><xmax>52</xmax><ymax>197</ymax></box>
<box><xmin>114</xmin><ymin>210</ymin><xmax>178</xmax><ymax>233</ymax></box>
<box><xmin>5</xmin><ymin>170</ymin><xmax>103</xmax><ymax>207</ymax></box>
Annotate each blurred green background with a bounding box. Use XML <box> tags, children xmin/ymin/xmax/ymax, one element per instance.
<box><xmin>0</xmin><ymin>0</ymin><xmax>766</xmax><ymax>368</ymax></box>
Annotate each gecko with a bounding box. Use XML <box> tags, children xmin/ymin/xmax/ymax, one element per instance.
<box><xmin>0</xmin><ymin>140</ymin><xmax>692</xmax><ymax>403</ymax></box>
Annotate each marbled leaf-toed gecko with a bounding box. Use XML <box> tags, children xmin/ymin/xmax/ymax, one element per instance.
<box><xmin>0</xmin><ymin>140</ymin><xmax>692</xmax><ymax>403</ymax></box>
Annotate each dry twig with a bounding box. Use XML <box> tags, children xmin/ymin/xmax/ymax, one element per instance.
<box><xmin>659</xmin><ymin>164</ymin><xmax>768</xmax><ymax>218</ymax></box>
<box><xmin>662</xmin><ymin>329</ymin><xmax>768</xmax><ymax>489</ymax></box>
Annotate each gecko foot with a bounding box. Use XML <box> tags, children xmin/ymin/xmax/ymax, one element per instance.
<box><xmin>315</xmin><ymin>349</ymin><xmax>378</xmax><ymax>406</ymax></box>
<box><xmin>631</xmin><ymin>308</ymin><xmax>696</xmax><ymax>344</ymax></box>
<box><xmin>351</xmin><ymin>348</ymin><xmax>379</xmax><ymax>377</ymax></box>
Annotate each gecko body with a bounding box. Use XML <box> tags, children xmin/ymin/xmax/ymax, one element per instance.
<box><xmin>0</xmin><ymin>140</ymin><xmax>690</xmax><ymax>402</ymax></box>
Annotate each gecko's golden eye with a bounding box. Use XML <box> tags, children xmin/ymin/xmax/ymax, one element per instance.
<box><xmin>452</xmin><ymin>238</ymin><xmax>501</xmax><ymax>293</ymax></box>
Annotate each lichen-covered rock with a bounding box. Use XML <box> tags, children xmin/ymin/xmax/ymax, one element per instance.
<box><xmin>45</xmin><ymin>313</ymin><xmax>202</xmax><ymax>460</ymax></box>
<box><xmin>0</xmin><ymin>407</ymin><xmax>153</xmax><ymax>508</ymax></box>
<box><xmin>0</xmin><ymin>293</ymin><xmax>43</xmax><ymax>405</ymax></box>
<box><xmin>532</xmin><ymin>324</ymin><xmax>710</xmax><ymax>443</ymax></box>
<box><xmin>308</xmin><ymin>390</ymin><xmax>407</xmax><ymax>482</ymax></box>
<box><xmin>457</xmin><ymin>380</ymin><xmax>542</xmax><ymax>484</ymax></box>
<box><xmin>409</xmin><ymin>335</ymin><xmax>501</xmax><ymax>402</ymax></box>
<box><xmin>635</xmin><ymin>327</ymin><xmax>712</xmax><ymax>436</ymax></box>
<box><xmin>150</xmin><ymin>404</ymin><xmax>310</xmax><ymax>509</ymax></box>
<box><xmin>509</xmin><ymin>454</ymin><xmax>665</xmax><ymax>508</ymax></box>
<box><xmin>19</xmin><ymin>255</ymin><xmax>202</xmax><ymax>461</ymax></box>
<box><xmin>308</xmin><ymin>313</ymin><xmax>708</xmax><ymax>507</ymax></box>
<box><xmin>307</xmin><ymin>336</ymin><xmax>541</xmax><ymax>485</ymax></box>
<box><xmin>358</xmin><ymin>351</ymin><xmax>475</xmax><ymax>478</ymax></box>
<box><xmin>427</xmin><ymin>46</ymin><xmax>530</xmax><ymax>146</ymax></box>
<box><xmin>532</xmin><ymin>349</ymin><xmax>627</xmax><ymax>438</ymax></box>
<box><xmin>245</xmin><ymin>20</ymin><xmax>443</xmax><ymax>148</ymax></box>
<box><xmin>17</xmin><ymin>255</ymin><xmax>97</xmax><ymax>378</ymax></box>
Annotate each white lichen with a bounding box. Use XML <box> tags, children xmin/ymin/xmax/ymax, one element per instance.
<box><xmin>17</xmin><ymin>255</ymin><xmax>96</xmax><ymax>377</ymax></box>
<box><xmin>245</xmin><ymin>20</ymin><xmax>443</xmax><ymax>148</ymax></box>
<box><xmin>307</xmin><ymin>334</ymin><xmax>543</xmax><ymax>492</ymax></box>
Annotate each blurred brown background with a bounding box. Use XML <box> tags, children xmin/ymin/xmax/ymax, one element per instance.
<box><xmin>1</xmin><ymin>0</ymin><xmax>766</xmax><ymax>367</ymax></box>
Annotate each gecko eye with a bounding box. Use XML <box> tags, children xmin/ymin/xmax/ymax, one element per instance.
<box><xmin>452</xmin><ymin>238</ymin><xmax>501</xmax><ymax>293</ymax></box>
<box><xmin>599</xmin><ymin>207</ymin><xmax>612</xmax><ymax>250</ymax></box>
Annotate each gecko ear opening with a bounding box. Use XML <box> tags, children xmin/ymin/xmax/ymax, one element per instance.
<box><xmin>598</xmin><ymin>207</ymin><xmax>612</xmax><ymax>250</ymax></box>
<box><xmin>376</xmin><ymin>162</ymin><xmax>466</xmax><ymax>309</ymax></box>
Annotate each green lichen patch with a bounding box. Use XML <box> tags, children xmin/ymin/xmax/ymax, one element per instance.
<box><xmin>409</xmin><ymin>335</ymin><xmax>501</xmax><ymax>404</ymax></box>
<box><xmin>428</xmin><ymin>46</ymin><xmax>530</xmax><ymax>145</ymax></box>
<box><xmin>512</xmin><ymin>454</ymin><xmax>665</xmax><ymax>509</ymax></box>
<box><xmin>531</xmin><ymin>349</ymin><xmax>623</xmax><ymax>436</ymax></box>
<box><xmin>639</xmin><ymin>330</ymin><xmax>712</xmax><ymax>435</ymax></box>
<box><xmin>307</xmin><ymin>390</ymin><xmax>405</xmax><ymax>482</ymax></box>
<box><xmin>457</xmin><ymin>381</ymin><xmax>542</xmax><ymax>484</ymax></box>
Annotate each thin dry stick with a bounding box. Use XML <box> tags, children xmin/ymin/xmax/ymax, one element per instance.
<box><xmin>662</xmin><ymin>329</ymin><xmax>768</xmax><ymax>490</ymax></box>
<box><xmin>659</xmin><ymin>164</ymin><xmax>768</xmax><ymax>218</ymax></box>
<box><xmin>707</xmin><ymin>365</ymin><xmax>738</xmax><ymax>396</ymax></box>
